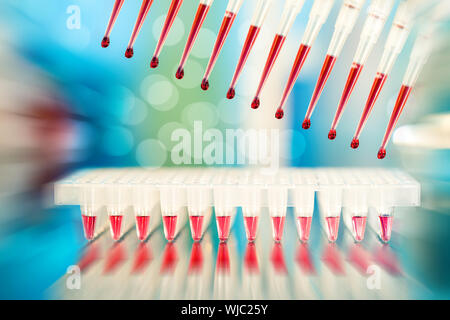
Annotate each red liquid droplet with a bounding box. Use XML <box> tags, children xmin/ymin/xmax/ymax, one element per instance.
<box><xmin>152</xmin><ymin>0</ymin><xmax>183</xmax><ymax>65</ymax></box>
<box><xmin>244</xmin><ymin>242</ymin><xmax>259</xmax><ymax>273</ymax></box>
<box><xmin>229</xmin><ymin>25</ymin><xmax>261</xmax><ymax>93</ymax></box>
<box><xmin>350</xmin><ymin>138</ymin><xmax>359</xmax><ymax>149</ymax></box>
<box><xmin>150</xmin><ymin>56</ymin><xmax>159</xmax><ymax>68</ymax></box>
<box><xmin>81</xmin><ymin>215</ymin><xmax>97</xmax><ymax>241</ymax></box>
<box><xmin>353</xmin><ymin>72</ymin><xmax>388</xmax><ymax>141</ymax></box>
<box><xmin>126</xmin><ymin>0</ymin><xmax>154</xmax><ymax>58</ymax></box>
<box><xmin>351</xmin><ymin>216</ymin><xmax>367</xmax><ymax>242</ymax></box>
<box><xmin>226</xmin><ymin>87</ymin><xmax>235</xmax><ymax>99</ymax></box>
<box><xmin>101</xmin><ymin>0</ymin><xmax>125</xmax><ymax>48</ymax></box>
<box><xmin>379</xmin><ymin>215</ymin><xmax>393</xmax><ymax>243</ymax></box>
<box><xmin>253</xmin><ymin>34</ymin><xmax>286</xmax><ymax>106</ymax></box>
<box><xmin>163</xmin><ymin>215</ymin><xmax>178</xmax><ymax>242</ymax></box>
<box><xmin>177</xmin><ymin>3</ymin><xmax>211</xmax><ymax>77</ymax></box>
<box><xmin>278</xmin><ymin>44</ymin><xmax>311</xmax><ymax>116</ymax></box>
<box><xmin>296</xmin><ymin>243</ymin><xmax>315</xmax><ymax>274</ymax></box>
<box><xmin>244</xmin><ymin>216</ymin><xmax>259</xmax><ymax>242</ymax></box>
<box><xmin>251</xmin><ymin>97</ymin><xmax>260</xmax><ymax>109</ymax></box>
<box><xmin>296</xmin><ymin>216</ymin><xmax>312</xmax><ymax>242</ymax></box>
<box><xmin>330</xmin><ymin>62</ymin><xmax>363</xmax><ymax>132</ymax></box>
<box><xmin>109</xmin><ymin>215</ymin><xmax>123</xmax><ymax>241</ymax></box>
<box><xmin>136</xmin><ymin>215</ymin><xmax>150</xmax><ymax>241</ymax></box>
<box><xmin>275</xmin><ymin>108</ymin><xmax>284</xmax><ymax>119</ymax></box>
<box><xmin>325</xmin><ymin>216</ymin><xmax>340</xmax><ymax>242</ymax></box>
<box><xmin>161</xmin><ymin>243</ymin><xmax>178</xmax><ymax>273</ymax></box>
<box><xmin>302</xmin><ymin>118</ymin><xmax>311</xmax><ymax>130</ymax></box>
<box><xmin>189</xmin><ymin>215</ymin><xmax>204</xmax><ymax>241</ymax></box>
<box><xmin>271</xmin><ymin>216</ymin><xmax>285</xmax><ymax>242</ymax></box>
<box><xmin>216</xmin><ymin>243</ymin><xmax>230</xmax><ymax>273</ymax></box>
<box><xmin>175</xmin><ymin>67</ymin><xmax>184</xmax><ymax>79</ymax></box>
<box><xmin>270</xmin><ymin>243</ymin><xmax>287</xmax><ymax>274</ymax></box>
<box><xmin>188</xmin><ymin>242</ymin><xmax>203</xmax><ymax>274</ymax></box>
<box><xmin>201</xmin><ymin>78</ymin><xmax>209</xmax><ymax>91</ymax></box>
<box><xmin>216</xmin><ymin>216</ymin><xmax>231</xmax><ymax>242</ymax></box>
<box><xmin>202</xmin><ymin>11</ymin><xmax>237</xmax><ymax>87</ymax></box>
<box><xmin>132</xmin><ymin>243</ymin><xmax>152</xmax><ymax>273</ymax></box>
<box><xmin>304</xmin><ymin>54</ymin><xmax>337</xmax><ymax>124</ymax></box>
<box><xmin>328</xmin><ymin>129</ymin><xmax>336</xmax><ymax>140</ymax></box>
<box><xmin>377</xmin><ymin>148</ymin><xmax>386</xmax><ymax>159</ymax></box>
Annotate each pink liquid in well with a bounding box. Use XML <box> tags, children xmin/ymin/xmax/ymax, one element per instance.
<box><xmin>329</xmin><ymin>62</ymin><xmax>363</xmax><ymax>139</ymax></box>
<box><xmin>296</xmin><ymin>216</ymin><xmax>312</xmax><ymax>242</ymax></box>
<box><xmin>277</xmin><ymin>44</ymin><xmax>311</xmax><ymax>119</ymax></box>
<box><xmin>227</xmin><ymin>25</ymin><xmax>261</xmax><ymax>99</ymax></box>
<box><xmin>378</xmin><ymin>85</ymin><xmax>412</xmax><ymax>159</ymax></box>
<box><xmin>201</xmin><ymin>11</ymin><xmax>237</xmax><ymax>91</ymax></box>
<box><xmin>352</xmin><ymin>72</ymin><xmax>388</xmax><ymax>148</ymax></box>
<box><xmin>325</xmin><ymin>216</ymin><xmax>340</xmax><ymax>242</ymax></box>
<box><xmin>135</xmin><ymin>215</ymin><xmax>150</xmax><ymax>241</ymax></box>
<box><xmin>216</xmin><ymin>216</ymin><xmax>231</xmax><ymax>242</ymax></box>
<box><xmin>216</xmin><ymin>243</ymin><xmax>230</xmax><ymax>273</ymax></box>
<box><xmin>101</xmin><ymin>0</ymin><xmax>125</xmax><ymax>48</ymax></box>
<box><xmin>244</xmin><ymin>216</ymin><xmax>259</xmax><ymax>242</ymax></box>
<box><xmin>189</xmin><ymin>215</ymin><xmax>204</xmax><ymax>241</ymax></box>
<box><xmin>303</xmin><ymin>54</ymin><xmax>337</xmax><ymax>129</ymax></box>
<box><xmin>176</xmin><ymin>3</ymin><xmax>210</xmax><ymax>79</ymax></box>
<box><xmin>151</xmin><ymin>0</ymin><xmax>184</xmax><ymax>68</ymax></box>
<box><xmin>379</xmin><ymin>215</ymin><xmax>393</xmax><ymax>243</ymax></box>
<box><xmin>244</xmin><ymin>242</ymin><xmax>259</xmax><ymax>273</ymax></box>
<box><xmin>163</xmin><ymin>215</ymin><xmax>178</xmax><ymax>242</ymax></box>
<box><xmin>188</xmin><ymin>242</ymin><xmax>203</xmax><ymax>274</ymax></box>
<box><xmin>109</xmin><ymin>215</ymin><xmax>123</xmax><ymax>241</ymax></box>
<box><xmin>271</xmin><ymin>216</ymin><xmax>285</xmax><ymax>242</ymax></box>
<box><xmin>125</xmin><ymin>0</ymin><xmax>154</xmax><ymax>58</ymax></box>
<box><xmin>351</xmin><ymin>216</ymin><xmax>367</xmax><ymax>242</ymax></box>
<box><xmin>252</xmin><ymin>34</ymin><xmax>286</xmax><ymax>109</ymax></box>
<box><xmin>81</xmin><ymin>215</ymin><xmax>97</xmax><ymax>241</ymax></box>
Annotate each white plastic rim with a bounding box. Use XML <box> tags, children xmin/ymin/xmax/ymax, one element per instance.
<box><xmin>226</xmin><ymin>0</ymin><xmax>245</xmax><ymax>14</ymax></box>
<box><xmin>250</xmin><ymin>0</ymin><xmax>274</xmax><ymax>27</ymax></box>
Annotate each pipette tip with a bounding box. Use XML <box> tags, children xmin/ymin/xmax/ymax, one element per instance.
<box><xmin>328</xmin><ymin>129</ymin><xmax>336</xmax><ymax>140</ymax></box>
<box><xmin>201</xmin><ymin>78</ymin><xmax>209</xmax><ymax>91</ymax></box>
<box><xmin>226</xmin><ymin>87</ymin><xmax>235</xmax><ymax>100</ymax></box>
<box><xmin>101</xmin><ymin>37</ymin><xmax>110</xmax><ymax>48</ymax></box>
<box><xmin>82</xmin><ymin>215</ymin><xmax>97</xmax><ymax>241</ymax></box>
<box><xmin>350</xmin><ymin>138</ymin><xmax>359</xmax><ymax>149</ymax></box>
<box><xmin>150</xmin><ymin>56</ymin><xmax>159</xmax><ymax>68</ymax></box>
<box><xmin>377</xmin><ymin>148</ymin><xmax>386</xmax><ymax>159</ymax></box>
<box><xmin>251</xmin><ymin>97</ymin><xmax>260</xmax><ymax>109</ymax></box>
<box><xmin>302</xmin><ymin>119</ymin><xmax>311</xmax><ymax>130</ymax></box>
<box><xmin>175</xmin><ymin>67</ymin><xmax>184</xmax><ymax>79</ymax></box>
<box><xmin>125</xmin><ymin>48</ymin><xmax>134</xmax><ymax>59</ymax></box>
<box><xmin>109</xmin><ymin>215</ymin><xmax>123</xmax><ymax>241</ymax></box>
<box><xmin>275</xmin><ymin>108</ymin><xmax>284</xmax><ymax>119</ymax></box>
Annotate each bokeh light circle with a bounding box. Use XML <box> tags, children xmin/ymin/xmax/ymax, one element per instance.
<box><xmin>136</xmin><ymin>139</ymin><xmax>167</xmax><ymax>167</ymax></box>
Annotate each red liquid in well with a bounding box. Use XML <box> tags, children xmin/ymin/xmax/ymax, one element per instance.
<box><xmin>151</xmin><ymin>0</ymin><xmax>184</xmax><ymax>68</ymax></box>
<box><xmin>351</xmin><ymin>216</ymin><xmax>367</xmax><ymax>242</ymax></box>
<box><xmin>216</xmin><ymin>216</ymin><xmax>231</xmax><ymax>241</ymax></box>
<box><xmin>244</xmin><ymin>242</ymin><xmax>259</xmax><ymax>273</ymax></box>
<box><xmin>101</xmin><ymin>0</ymin><xmax>125</xmax><ymax>48</ymax></box>
<box><xmin>176</xmin><ymin>3</ymin><xmax>210</xmax><ymax>79</ymax></box>
<box><xmin>216</xmin><ymin>243</ymin><xmax>230</xmax><ymax>273</ymax></box>
<box><xmin>325</xmin><ymin>216</ymin><xmax>340</xmax><ymax>242</ymax></box>
<box><xmin>109</xmin><ymin>215</ymin><xmax>123</xmax><ymax>241</ymax></box>
<box><xmin>379</xmin><ymin>215</ymin><xmax>393</xmax><ymax>243</ymax></box>
<box><xmin>81</xmin><ymin>215</ymin><xmax>97</xmax><ymax>241</ymax></box>
<box><xmin>189</xmin><ymin>215</ymin><xmax>204</xmax><ymax>241</ymax></box>
<box><xmin>303</xmin><ymin>54</ymin><xmax>337</xmax><ymax>129</ymax></box>
<box><xmin>329</xmin><ymin>62</ymin><xmax>363</xmax><ymax>139</ymax></box>
<box><xmin>125</xmin><ymin>0</ymin><xmax>154</xmax><ymax>58</ymax></box>
<box><xmin>244</xmin><ymin>216</ymin><xmax>259</xmax><ymax>242</ymax></box>
<box><xmin>277</xmin><ymin>44</ymin><xmax>311</xmax><ymax>118</ymax></box>
<box><xmin>271</xmin><ymin>216</ymin><xmax>285</xmax><ymax>242</ymax></box>
<box><xmin>252</xmin><ymin>34</ymin><xmax>286</xmax><ymax>109</ymax></box>
<box><xmin>297</xmin><ymin>216</ymin><xmax>312</xmax><ymax>242</ymax></box>
<box><xmin>378</xmin><ymin>85</ymin><xmax>412</xmax><ymax>159</ymax></box>
<box><xmin>136</xmin><ymin>215</ymin><xmax>150</xmax><ymax>241</ymax></box>
<box><xmin>227</xmin><ymin>25</ymin><xmax>261</xmax><ymax>99</ymax></box>
<box><xmin>201</xmin><ymin>11</ymin><xmax>237</xmax><ymax>90</ymax></box>
<box><xmin>163</xmin><ymin>215</ymin><xmax>178</xmax><ymax>242</ymax></box>
<box><xmin>352</xmin><ymin>72</ymin><xmax>388</xmax><ymax>147</ymax></box>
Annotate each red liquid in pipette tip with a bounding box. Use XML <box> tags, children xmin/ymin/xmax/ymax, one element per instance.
<box><xmin>189</xmin><ymin>215</ymin><xmax>204</xmax><ymax>241</ymax></box>
<box><xmin>136</xmin><ymin>215</ymin><xmax>150</xmax><ymax>241</ymax></box>
<box><xmin>351</xmin><ymin>72</ymin><xmax>388</xmax><ymax>148</ymax></box>
<box><xmin>163</xmin><ymin>215</ymin><xmax>178</xmax><ymax>242</ymax></box>
<box><xmin>216</xmin><ymin>216</ymin><xmax>231</xmax><ymax>242</ymax></box>
<box><xmin>82</xmin><ymin>215</ymin><xmax>97</xmax><ymax>241</ymax></box>
<box><xmin>329</xmin><ymin>62</ymin><xmax>363</xmax><ymax>139</ymax></box>
<box><xmin>109</xmin><ymin>215</ymin><xmax>123</xmax><ymax>241</ymax></box>
<box><xmin>125</xmin><ymin>0</ymin><xmax>154</xmax><ymax>59</ymax></box>
<box><xmin>176</xmin><ymin>3</ymin><xmax>210</xmax><ymax>79</ymax></box>
<box><xmin>303</xmin><ymin>54</ymin><xmax>337</xmax><ymax>129</ymax></box>
<box><xmin>201</xmin><ymin>11</ymin><xmax>237</xmax><ymax>91</ymax></box>
<box><xmin>227</xmin><ymin>25</ymin><xmax>261</xmax><ymax>99</ymax></box>
<box><xmin>378</xmin><ymin>84</ymin><xmax>412</xmax><ymax>159</ymax></box>
<box><xmin>325</xmin><ymin>216</ymin><xmax>340</xmax><ymax>242</ymax></box>
<box><xmin>297</xmin><ymin>216</ymin><xmax>312</xmax><ymax>242</ymax></box>
<box><xmin>379</xmin><ymin>215</ymin><xmax>393</xmax><ymax>242</ymax></box>
<box><xmin>151</xmin><ymin>0</ymin><xmax>184</xmax><ymax>68</ymax></box>
<box><xmin>101</xmin><ymin>0</ymin><xmax>125</xmax><ymax>48</ymax></box>
<box><xmin>244</xmin><ymin>216</ymin><xmax>259</xmax><ymax>242</ymax></box>
<box><xmin>252</xmin><ymin>34</ymin><xmax>286</xmax><ymax>109</ymax></box>
<box><xmin>277</xmin><ymin>44</ymin><xmax>311</xmax><ymax>119</ymax></box>
<box><xmin>271</xmin><ymin>216</ymin><xmax>285</xmax><ymax>242</ymax></box>
<box><xmin>351</xmin><ymin>216</ymin><xmax>367</xmax><ymax>242</ymax></box>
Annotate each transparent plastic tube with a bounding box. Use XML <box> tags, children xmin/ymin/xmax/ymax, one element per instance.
<box><xmin>125</xmin><ymin>0</ymin><xmax>155</xmax><ymax>58</ymax></box>
<box><xmin>275</xmin><ymin>0</ymin><xmax>335</xmax><ymax>119</ymax></box>
<box><xmin>227</xmin><ymin>0</ymin><xmax>275</xmax><ymax>99</ymax></box>
<box><xmin>251</xmin><ymin>0</ymin><xmax>306</xmax><ymax>109</ymax></box>
<box><xmin>302</xmin><ymin>0</ymin><xmax>365</xmax><ymax>129</ymax></box>
<box><xmin>201</xmin><ymin>0</ymin><xmax>245</xmax><ymax>90</ymax></box>
<box><xmin>101</xmin><ymin>0</ymin><xmax>125</xmax><ymax>48</ymax></box>
<box><xmin>328</xmin><ymin>0</ymin><xmax>394</xmax><ymax>138</ymax></box>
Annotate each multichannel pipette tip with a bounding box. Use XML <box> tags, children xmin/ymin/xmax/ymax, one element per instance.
<box><xmin>175</xmin><ymin>67</ymin><xmax>184</xmax><ymax>79</ymax></box>
<box><xmin>150</xmin><ymin>56</ymin><xmax>159</xmax><ymax>68</ymax></box>
<box><xmin>244</xmin><ymin>216</ymin><xmax>259</xmax><ymax>242</ymax></box>
<box><xmin>251</xmin><ymin>97</ymin><xmax>260</xmax><ymax>109</ymax></box>
<box><xmin>201</xmin><ymin>79</ymin><xmax>209</xmax><ymax>91</ymax></box>
<box><xmin>325</xmin><ymin>216</ymin><xmax>340</xmax><ymax>242</ymax></box>
<box><xmin>328</xmin><ymin>129</ymin><xmax>336</xmax><ymax>140</ymax></box>
<box><xmin>82</xmin><ymin>215</ymin><xmax>96</xmax><ymax>241</ymax></box>
<box><xmin>189</xmin><ymin>215</ymin><xmax>204</xmax><ymax>241</ymax></box>
<box><xmin>136</xmin><ymin>215</ymin><xmax>150</xmax><ymax>241</ymax></box>
<box><xmin>216</xmin><ymin>216</ymin><xmax>231</xmax><ymax>242</ymax></box>
<box><xmin>125</xmin><ymin>48</ymin><xmax>134</xmax><ymax>59</ymax></box>
<box><xmin>275</xmin><ymin>108</ymin><xmax>284</xmax><ymax>120</ymax></box>
<box><xmin>377</xmin><ymin>148</ymin><xmax>386</xmax><ymax>159</ymax></box>
<box><xmin>302</xmin><ymin>119</ymin><xmax>311</xmax><ymax>130</ymax></box>
<box><xmin>101</xmin><ymin>0</ymin><xmax>125</xmax><ymax>48</ymax></box>
<box><xmin>101</xmin><ymin>37</ymin><xmax>110</xmax><ymax>48</ymax></box>
<box><xmin>297</xmin><ymin>216</ymin><xmax>312</xmax><ymax>242</ymax></box>
<box><xmin>352</xmin><ymin>216</ymin><xmax>367</xmax><ymax>242</ymax></box>
<box><xmin>125</xmin><ymin>0</ymin><xmax>155</xmax><ymax>60</ymax></box>
<box><xmin>163</xmin><ymin>215</ymin><xmax>178</xmax><ymax>242</ymax></box>
<box><xmin>109</xmin><ymin>215</ymin><xmax>123</xmax><ymax>241</ymax></box>
<box><xmin>379</xmin><ymin>215</ymin><xmax>393</xmax><ymax>242</ymax></box>
<box><xmin>350</xmin><ymin>138</ymin><xmax>359</xmax><ymax>149</ymax></box>
<box><xmin>226</xmin><ymin>88</ymin><xmax>235</xmax><ymax>100</ymax></box>
<box><xmin>271</xmin><ymin>216</ymin><xmax>285</xmax><ymax>242</ymax></box>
